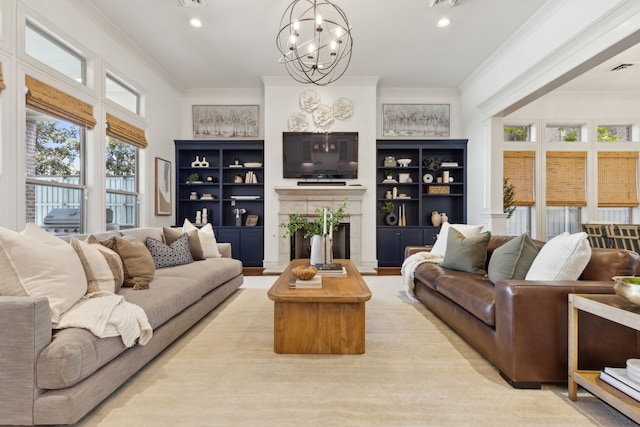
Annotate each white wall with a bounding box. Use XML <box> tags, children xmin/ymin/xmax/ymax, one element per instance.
<box><xmin>0</xmin><ymin>0</ymin><xmax>183</xmax><ymax>231</ymax></box>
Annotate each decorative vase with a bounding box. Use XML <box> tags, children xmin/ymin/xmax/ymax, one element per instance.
<box><xmin>384</xmin><ymin>213</ymin><xmax>398</xmax><ymax>226</ymax></box>
<box><xmin>431</xmin><ymin>211</ymin><xmax>442</xmax><ymax>226</ymax></box>
<box><xmin>310</xmin><ymin>235</ymin><xmax>324</xmax><ymax>265</ymax></box>
<box><xmin>440</xmin><ymin>212</ymin><xmax>448</xmax><ymax>224</ymax></box>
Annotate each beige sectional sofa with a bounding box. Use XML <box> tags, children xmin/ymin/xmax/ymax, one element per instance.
<box><xmin>0</xmin><ymin>227</ymin><xmax>244</xmax><ymax>426</ymax></box>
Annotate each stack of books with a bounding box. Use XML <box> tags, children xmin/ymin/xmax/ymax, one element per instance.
<box><xmin>599</xmin><ymin>359</ymin><xmax>640</xmax><ymax>400</ymax></box>
<box><xmin>289</xmin><ymin>275</ymin><xmax>322</xmax><ymax>289</ymax></box>
<box><xmin>314</xmin><ymin>265</ymin><xmax>347</xmax><ymax>277</ymax></box>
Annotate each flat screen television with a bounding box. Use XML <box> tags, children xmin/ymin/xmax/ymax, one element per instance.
<box><xmin>282</xmin><ymin>132</ymin><xmax>358</xmax><ymax>179</ymax></box>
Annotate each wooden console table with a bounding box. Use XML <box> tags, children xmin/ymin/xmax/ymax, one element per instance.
<box><xmin>568</xmin><ymin>294</ymin><xmax>640</xmax><ymax>423</ymax></box>
<box><xmin>267</xmin><ymin>259</ymin><xmax>371</xmax><ymax>354</ymax></box>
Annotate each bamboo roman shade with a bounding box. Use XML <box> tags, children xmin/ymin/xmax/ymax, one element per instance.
<box><xmin>504</xmin><ymin>151</ymin><xmax>535</xmax><ymax>206</ymax></box>
<box><xmin>0</xmin><ymin>64</ymin><xmax>6</xmax><ymax>91</ymax></box>
<box><xmin>106</xmin><ymin>113</ymin><xmax>147</xmax><ymax>149</ymax></box>
<box><xmin>546</xmin><ymin>151</ymin><xmax>587</xmax><ymax>206</ymax></box>
<box><xmin>25</xmin><ymin>75</ymin><xmax>96</xmax><ymax>129</ymax></box>
<box><xmin>598</xmin><ymin>151</ymin><xmax>639</xmax><ymax>207</ymax></box>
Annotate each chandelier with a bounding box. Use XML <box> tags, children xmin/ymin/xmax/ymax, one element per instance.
<box><xmin>276</xmin><ymin>0</ymin><xmax>353</xmax><ymax>86</ymax></box>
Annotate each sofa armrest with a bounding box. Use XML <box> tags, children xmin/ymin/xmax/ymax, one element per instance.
<box><xmin>404</xmin><ymin>245</ymin><xmax>434</xmax><ymax>259</ymax></box>
<box><xmin>0</xmin><ymin>296</ymin><xmax>52</xmax><ymax>425</ymax></box>
<box><xmin>217</xmin><ymin>242</ymin><xmax>232</xmax><ymax>258</ymax></box>
<box><xmin>493</xmin><ymin>280</ymin><xmax>636</xmax><ymax>383</ymax></box>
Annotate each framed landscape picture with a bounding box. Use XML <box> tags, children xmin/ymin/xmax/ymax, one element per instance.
<box><xmin>155</xmin><ymin>157</ymin><xmax>172</xmax><ymax>216</ymax></box>
<box><xmin>192</xmin><ymin>105</ymin><xmax>259</xmax><ymax>138</ymax></box>
<box><xmin>382</xmin><ymin>104</ymin><xmax>450</xmax><ymax>137</ymax></box>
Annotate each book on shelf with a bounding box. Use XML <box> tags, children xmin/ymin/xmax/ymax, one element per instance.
<box><xmin>441</xmin><ymin>162</ymin><xmax>459</xmax><ymax>167</ymax></box>
<box><xmin>599</xmin><ymin>368</ymin><xmax>640</xmax><ymax>401</ymax></box>
<box><xmin>230</xmin><ymin>195</ymin><xmax>260</xmax><ymax>200</ymax></box>
<box><xmin>289</xmin><ymin>276</ymin><xmax>322</xmax><ymax>289</ymax></box>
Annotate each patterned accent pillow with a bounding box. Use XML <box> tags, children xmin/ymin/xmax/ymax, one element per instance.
<box><xmin>145</xmin><ymin>233</ymin><xmax>194</xmax><ymax>269</ymax></box>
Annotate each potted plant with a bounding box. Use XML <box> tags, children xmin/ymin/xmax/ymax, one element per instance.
<box><xmin>379</xmin><ymin>201</ymin><xmax>397</xmax><ymax>226</ymax></box>
<box><xmin>187</xmin><ymin>173</ymin><xmax>199</xmax><ymax>184</ymax></box>
<box><xmin>280</xmin><ymin>199</ymin><xmax>349</xmax><ymax>239</ymax></box>
<box><xmin>384</xmin><ymin>170</ymin><xmax>394</xmax><ymax>181</ymax></box>
<box><xmin>280</xmin><ymin>199</ymin><xmax>349</xmax><ymax>265</ymax></box>
<box><xmin>503</xmin><ymin>177</ymin><xmax>516</xmax><ymax>219</ymax></box>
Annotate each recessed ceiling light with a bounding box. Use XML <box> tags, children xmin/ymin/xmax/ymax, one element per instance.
<box><xmin>189</xmin><ymin>18</ymin><xmax>203</xmax><ymax>28</ymax></box>
<box><xmin>437</xmin><ymin>17</ymin><xmax>451</xmax><ymax>28</ymax></box>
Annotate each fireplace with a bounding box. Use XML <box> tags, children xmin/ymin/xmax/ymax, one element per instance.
<box><xmin>291</xmin><ymin>223</ymin><xmax>350</xmax><ymax>260</ymax></box>
<box><xmin>268</xmin><ymin>185</ymin><xmax>370</xmax><ymax>273</ymax></box>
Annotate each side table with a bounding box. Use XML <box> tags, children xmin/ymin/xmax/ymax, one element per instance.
<box><xmin>568</xmin><ymin>293</ymin><xmax>640</xmax><ymax>423</ymax></box>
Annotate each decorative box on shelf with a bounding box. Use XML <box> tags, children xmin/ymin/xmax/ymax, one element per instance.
<box><xmin>428</xmin><ymin>185</ymin><xmax>450</xmax><ymax>194</ymax></box>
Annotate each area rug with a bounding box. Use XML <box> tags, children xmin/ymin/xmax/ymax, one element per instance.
<box><xmin>75</xmin><ymin>277</ymin><xmax>635</xmax><ymax>426</ymax></box>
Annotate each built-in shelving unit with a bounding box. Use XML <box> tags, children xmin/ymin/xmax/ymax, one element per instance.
<box><xmin>174</xmin><ymin>140</ymin><xmax>264</xmax><ymax>266</ymax></box>
<box><xmin>376</xmin><ymin>139</ymin><xmax>467</xmax><ymax>266</ymax></box>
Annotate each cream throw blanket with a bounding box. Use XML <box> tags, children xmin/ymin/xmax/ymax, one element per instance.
<box><xmin>55</xmin><ymin>291</ymin><xmax>153</xmax><ymax>347</ymax></box>
<box><xmin>401</xmin><ymin>251</ymin><xmax>444</xmax><ymax>301</ymax></box>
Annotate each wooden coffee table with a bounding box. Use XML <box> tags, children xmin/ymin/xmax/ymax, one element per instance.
<box><xmin>267</xmin><ymin>259</ymin><xmax>372</xmax><ymax>354</ymax></box>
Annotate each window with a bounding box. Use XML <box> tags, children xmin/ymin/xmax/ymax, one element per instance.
<box><xmin>504</xmin><ymin>151</ymin><xmax>535</xmax><ymax>236</ymax></box>
<box><xmin>503</xmin><ymin>125</ymin><xmax>532</xmax><ymax>142</ymax></box>
<box><xmin>106</xmin><ymin>137</ymin><xmax>138</xmax><ymax>229</ymax></box>
<box><xmin>106</xmin><ymin>73</ymin><xmax>139</xmax><ymax>114</ymax></box>
<box><xmin>597</xmin><ymin>125</ymin><xmax>631</xmax><ymax>142</ymax></box>
<box><xmin>25</xmin><ymin>111</ymin><xmax>85</xmax><ymax>234</ymax></box>
<box><xmin>545</xmin><ymin>151</ymin><xmax>587</xmax><ymax>238</ymax></box>
<box><xmin>25</xmin><ymin>22</ymin><xmax>85</xmax><ymax>84</ymax></box>
<box><xmin>546</xmin><ymin>124</ymin><xmax>583</xmax><ymax>142</ymax></box>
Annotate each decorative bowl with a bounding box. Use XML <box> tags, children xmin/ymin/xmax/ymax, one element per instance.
<box><xmin>244</xmin><ymin>162</ymin><xmax>262</xmax><ymax>168</ymax></box>
<box><xmin>292</xmin><ymin>265</ymin><xmax>317</xmax><ymax>280</ymax></box>
<box><xmin>613</xmin><ymin>276</ymin><xmax>640</xmax><ymax>306</ymax></box>
<box><xmin>397</xmin><ymin>158</ymin><xmax>412</xmax><ymax>167</ymax></box>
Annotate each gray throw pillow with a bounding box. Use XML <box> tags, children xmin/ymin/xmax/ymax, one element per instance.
<box><xmin>487</xmin><ymin>233</ymin><xmax>539</xmax><ymax>285</ymax></box>
<box><xmin>440</xmin><ymin>228</ymin><xmax>491</xmax><ymax>275</ymax></box>
<box><xmin>146</xmin><ymin>233</ymin><xmax>194</xmax><ymax>269</ymax></box>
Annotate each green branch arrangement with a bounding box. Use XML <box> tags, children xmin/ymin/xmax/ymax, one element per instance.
<box><xmin>280</xmin><ymin>199</ymin><xmax>349</xmax><ymax>239</ymax></box>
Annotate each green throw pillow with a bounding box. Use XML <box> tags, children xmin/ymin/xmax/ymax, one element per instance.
<box><xmin>487</xmin><ymin>233</ymin><xmax>539</xmax><ymax>285</ymax></box>
<box><xmin>440</xmin><ymin>228</ymin><xmax>491</xmax><ymax>275</ymax></box>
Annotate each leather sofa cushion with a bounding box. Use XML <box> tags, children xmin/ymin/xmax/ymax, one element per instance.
<box><xmin>436</xmin><ymin>274</ymin><xmax>496</xmax><ymax>327</ymax></box>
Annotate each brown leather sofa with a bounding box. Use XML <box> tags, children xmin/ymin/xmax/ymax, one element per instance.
<box><xmin>405</xmin><ymin>235</ymin><xmax>640</xmax><ymax>389</ymax></box>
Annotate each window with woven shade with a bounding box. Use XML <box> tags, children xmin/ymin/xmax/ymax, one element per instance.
<box><xmin>25</xmin><ymin>75</ymin><xmax>96</xmax><ymax>129</ymax></box>
<box><xmin>504</xmin><ymin>151</ymin><xmax>535</xmax><ymax>206</ymax></box>
<box><xmin>598</xmin><ymin>152</ymin><xmax>639</xmax><ymax>207</ymax></box>
<box><xmin>546</xmin><ymin>151</ymin><xmax>587</xmax><ymax>206</ymax></box>
<box><xmin>106</xmin><ymin>113</ymin><xmax>147</xmax><ymax>149</ymax></box>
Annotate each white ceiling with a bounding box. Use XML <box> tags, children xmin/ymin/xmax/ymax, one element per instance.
<box><xmin>80</xmin><ymin>0</ymin><xmax>640</xmax><ymax>95</ymax></box>
<box><xmin>82</xmin><ymin>0</ymin><xmax>551</xmax><ymax>90</ymax></box>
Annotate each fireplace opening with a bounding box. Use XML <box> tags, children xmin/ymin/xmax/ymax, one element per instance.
<box><xmin>291</xmin><ymin>223</ymin><xmax>350</xmax><ymax>260</ymax></box>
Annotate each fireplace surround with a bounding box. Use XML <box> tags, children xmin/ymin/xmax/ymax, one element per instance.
<box><xmin>269</xmin><ymin>185</ymin><xmax>368</xmax><ymax>273</ymax></box>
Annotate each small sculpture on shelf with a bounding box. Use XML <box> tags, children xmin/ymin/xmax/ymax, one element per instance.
<box><xmin>379</xmin><ymin>201</ymin><xmax>398</xmax><ymax>226</ymax></box>
<box><xmin>191</xmin><ymin>156</ymin><xmax>209</xmax><ymax>168</ymax></box>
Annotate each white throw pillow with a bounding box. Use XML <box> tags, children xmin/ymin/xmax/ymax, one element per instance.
<box><xmin>0</xmin><ymin>224</ymin><xmax>87</xmax><ymax>323</ymax></box>
<box><xmin>525</xmin><ymin>232</ymin><xmax>591</xmax><ymax>281</ymax></box>
<box><xmin>430</xmin><ymin>222</ymin><xmax>484</xmax><ymax>257</ymax></box>
<box><xmin>70</xmin><ymin>237</ymin><xmax>120</xmax><ymax>294</ymax></box>
<box><xmin>182</xmin><ymin>219</ymin><xmax>221</xmax><ymax>258</ymax></box>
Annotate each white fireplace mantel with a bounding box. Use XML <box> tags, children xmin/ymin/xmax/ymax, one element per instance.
<box><xmin>264</xmin><ymin>185</ymin><xmax>374</xmax><ymax>274</ymax></box>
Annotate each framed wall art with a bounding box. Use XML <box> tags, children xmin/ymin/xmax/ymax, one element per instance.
<box><xmin>192</xmin><ymin>105</ymin><xmax>259</xmax><ymax>138</ymax></box>
<box><xmin>155</xmin><ymin>157</ymin><xmax>172</xmax><ymax>216</ymax></box>
<box><xmin>382</xmin><ymin>104</ymin><xmax>450</xmax><ymax>137</ymax></box>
